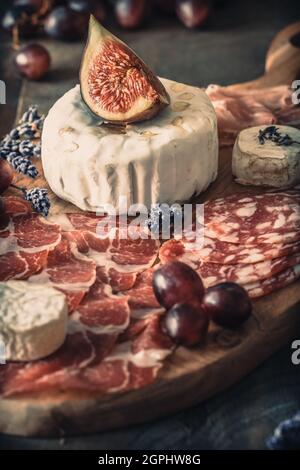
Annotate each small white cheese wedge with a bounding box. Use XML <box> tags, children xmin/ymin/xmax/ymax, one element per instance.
<box><xmin>41</xmin><ymin>78</ymin><xmax>218</xmax><ymax>213</ymax></box>
<box><xmin>233</xmin><ymin>125</ymin><xmax>300</xmax><ymax>188</ymax></box>
<box><xmin>0</xmin><ymin>281</ymin><xmax>68</xmax><ymax>362</ymax></box>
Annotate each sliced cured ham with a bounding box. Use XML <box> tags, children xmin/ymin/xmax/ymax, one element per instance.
<box><xmin>0</xmin><ymin>199</ymin><xmax>61</xmax><ymax>281</ymax></box>
<box><xmin>28</xmin><ymin>236</ymin><xmax>96</xmax><ymax>312</ymax></box>
<box><xmin>206</xmin><ymin>84</ymin><xmax>300</xmax><ymax>146</ymax></box>
<box><xmin>50</xmin><ymin>213</ymin><xmax>159</xmax><ymax>292</ymax></box>
<box><xmin>3</xmin><ymin>196</ymin><xmax>32</xmax><ymax>216</ymax></box>
<box><xmin>0</xmin><ymin>273</ymin><xmax>173</xmax><ymax>397</ymax></box>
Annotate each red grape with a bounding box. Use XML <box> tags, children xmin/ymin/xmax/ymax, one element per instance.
<box><xmin>202</xmin><ymin>282</ymin><xmax>252</xmax><ymax>328</ymax></box>
<box><xmin>176</xmin><ymin>0</ymin><xmax>211</xmax><ymax>29</ymax></box>
<box><xmin>114</xmin><ymin>0</ymin><xmax>149</xmax><ymax>30</ymax></box>
<box><xmin>162</xmin><ymin>303</ymin><xmax>209</xmax><ymax>346</ymax></box>
<box><xmin>15</xmin><ymin>43</ymin><xmax>51</xmax><ymax>80</ymax></box>
<box><xmin>153</xmin><ymin>261</ymin><xmax>205</xmax><ymax>309</ymax></box>
<box><xmin>44</xmin><ymin>6</ymin><xmax>87</xmax><ymax>41</ymax></box>
<box><xmin>68</xmin><ymin>0</ymin><xmax>106</xmax><ymax>23</ymax></box>
<box><xmin>0</xmin><ymin>159</ymin><xmax>14</xmax><ymax>194</ymax></box>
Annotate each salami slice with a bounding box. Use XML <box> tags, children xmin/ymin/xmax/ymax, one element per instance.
<box><xmin>160</xmin><ymin>237</ymin><xmax>300</xmax><ymax>265</ymax></box>
<box><xmin>244</xmin><ymin>264</ymin><xmax>300</xmax><ymax>298</ymax></box>
<box><xmin>160</xmin><ymin>239</ymin><xmax>300</xmax><ymax>286</ymax></box>
<box><xmin>204</xmin><ymin>192</ymin><xmax>300</xmax><ymax>244</ymax></box>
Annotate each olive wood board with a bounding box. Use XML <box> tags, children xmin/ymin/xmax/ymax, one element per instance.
<box><xmin>1</xmin><ymin>23</ymin><xmax>300</xmax><ymax>437</ymax></box>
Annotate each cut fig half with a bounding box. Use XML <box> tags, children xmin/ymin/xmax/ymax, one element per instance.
<box><xmin>80</xmin><ymin>15</ymin><xmax>170</xmax><ymax>124</ymax></box>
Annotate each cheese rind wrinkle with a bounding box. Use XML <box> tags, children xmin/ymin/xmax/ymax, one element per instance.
<box><xmin>0</xmin><ymin>281</ymin><xmax>68</xmax><ymax>361</ymax></box>
<box><xmin>233</xmin><ymin>126</ymin><xmax>300</xmax><ymax>188</ymax></box>
<box><xmin>42</xmin><ymin>78</ymin><xmax>218</xmax><ymax>213</ymax></box>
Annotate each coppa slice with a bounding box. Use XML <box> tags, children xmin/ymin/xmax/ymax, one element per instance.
<box><xmin>204</xmin><ymin>192</ymin><xmax>300</xmax><ymax>244</ymax></box>
<box><xmin>50</xmin><ymin>212</ymin><xmax>160</xmax><ymax>292</ymax></box>
<box><xmin>0</xmin><ymin>271</ymin><xmax>130</xmax><ymax>397</ymax></box>
<box><xmin>80</xmin><ymin>15</ymin><xmax>170</xmax><ymax>124</ymax></box>
<box><xmin>0</xmin><ymin>199</ymin><xmax>61</xmax><ymax>281</ymax></box>
<box><xmin>0</xmin><ymin>269</ymin><xmax>173</xmax><ymax>397</ymax></box>
<box><xmin>28</xmin><ymin>235</ymin><xmax>96</xmax><ymax>312</ymax></box>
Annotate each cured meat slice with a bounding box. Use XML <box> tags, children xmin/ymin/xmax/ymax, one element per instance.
<box><xmin>28</xmin><ymin>236</ymin><xmax>96</xmax><ymax>312</ymax></box>
<box><xmin>0</xmin><ymin>200</ymin><xmax>61</xmax><ymax>281</ymax></box>
<box><xmin>206</xmin><ymin>84</ymin><xmax>300</xmax><ymax>146</ymax></box>
<box><xmin>50</xmin><ymin>213</ymin><xmax>160</xmax><ymax>292</ymax></box>
<box><xmin>160</xmin><ymin>239</ymin><xmax>300</xmax><ymax>287</ymax></box>
<box><xmin>0</xmin><ymin>290</ymin><xmax>171</xmax><ymax>396</ymax></box>
<box><xmin>82</xmin><ymin>314</ymin><xmax>173</xmax><ymax>393</ymax></box>
<box><xmin>204</xmin><ymin>193</ymin><xmax>300</xmax><ymax>244</ymax></box>
<box><xmin>0</xmin><ymin>270</ymin><xmax>131</xmax><ymax>397</ymax></box>
<box><xmin>160</xmin><ymin>237</ymin><xmax>300</xmax><ymax>265</ymax></box>
<box><xmin>3</xmin><ymin>196</ymin><xmax>32</xmax><ymax>216</ymax></box>
<box><xmin>244</xmin><ymin>264</ymin><xmax>300</xmax><ymax>298</ymax></box>
<box><xmin>126</xmin><ymin>268</ymin><xmax>160</xmax><ymax>310</ymax></box>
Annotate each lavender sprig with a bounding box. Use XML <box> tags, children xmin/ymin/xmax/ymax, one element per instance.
<box><xmin>23</xmin><ymin>188</ymin><xmax>50</xmax><ymax>217</ymax></box>
<box><xmin>7</xmin><ymin>153</ymin><xmax>38</xmax><ymax>178</ymax></box>
<box><xmin>258</xmin><ymin>125</ymin><xmax>300</xmax><ymax>146</ymax></box>
<box><xmin>0</xmin><ymin>105</ymin><xmax>44</xmax><ymax>177</ymax></box>
<box><xmin>146</xmin><ymin>204</ymin><xmax>183</xmax><ymax>233</ymax></box>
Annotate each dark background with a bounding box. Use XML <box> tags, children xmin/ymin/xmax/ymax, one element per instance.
<box><xmin>0</xmin><ymin>0</ymin><xmax>300</xmax><ymax>450</ymax></box>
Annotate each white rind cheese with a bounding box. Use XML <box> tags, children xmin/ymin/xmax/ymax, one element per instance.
<box><xmin>233</xmin><ymin>125</ymin><xmax>300</xmax><ymax>188</ymax></box>
<box><xmin>42</xmin><ymin>78</ymin><xmax>218</xmax><ymax>213</ymax></box>
<box><xmin>0</xmin><ymin>281</ymin><xmax>68</xmax><ymax>361</ymax></box>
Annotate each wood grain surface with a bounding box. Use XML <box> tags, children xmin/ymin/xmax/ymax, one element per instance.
<box><xmin>1</xmin><ymin>23</ymin><xmax>300</xmax><ymax>437</ymax></box>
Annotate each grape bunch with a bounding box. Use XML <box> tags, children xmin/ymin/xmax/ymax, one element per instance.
<box><xmin>153</xmin><ymin>261</ymin><xmax>252</xmax><ymax>347</ymax></box>
<box><xmin>2</xmin><ymin>0</ymin><xmax>213</xmax><ymax>45</ymax></box>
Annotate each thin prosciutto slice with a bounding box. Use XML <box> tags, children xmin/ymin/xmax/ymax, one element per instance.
<box><xmin>206</xmin><ymin>84</ymin><xmax>300</xmax><ymax>146</ymax></box>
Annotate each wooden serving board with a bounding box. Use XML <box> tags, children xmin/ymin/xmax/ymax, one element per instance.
<box><xmin>1</xmin><ymin>23</ymin><xmax>300</xmax><ymax>437</ymax></box>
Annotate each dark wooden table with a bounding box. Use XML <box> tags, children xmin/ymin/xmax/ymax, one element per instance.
<box><xmin>0</xmin><ymin>0</ymin><xmax>300</xmax><ymax>450</ymax></box>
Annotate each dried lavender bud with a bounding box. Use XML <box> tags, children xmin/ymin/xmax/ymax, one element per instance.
<box><xmin>7</xmin><ymin>153</ymin><xmax>38</xmax><ymax>178</ymax></box>
<box><xmin>23</xmin><ymin>187</ymin><xmax>50</xmax><ymax>217</ymax></box>
<box><xmin>9</xmin><ymin>128</ymin><xmax>20</xmax><ymax>140</ymax></box>
<box><xmin>258</xmin><ymin>126</ymin><xmax>300</xmax><ymax>146</ymax></box>
<box><xmin>146</xmin><ymin>204</ymin><xmax>183</xmax><ymax>233</ymax></box>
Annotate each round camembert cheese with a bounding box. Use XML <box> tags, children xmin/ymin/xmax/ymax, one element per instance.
<box><xmin>0</xmin><ymin>281</ymin><xmax>68</xmax><ymax>361</ymax></box>
<box><xmin>42</xmin><ymin>78</ymin><xmax>218</xmax><ymax>213</ymax></box>
<box><xmin>233</xmin><ymin>125</ymin><xmax>300</xmax><ymax>188</ymax></box>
